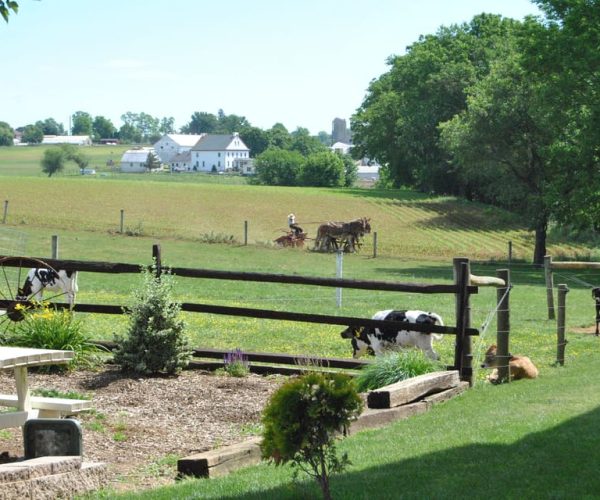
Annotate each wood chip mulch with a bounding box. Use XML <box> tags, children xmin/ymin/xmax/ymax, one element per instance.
<box><xmin>0</xmin><ymin>365</ymin><xmax>284</xmax><ymax>492</ymax></box>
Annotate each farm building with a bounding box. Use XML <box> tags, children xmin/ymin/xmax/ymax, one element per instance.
<box><xmin>41</xmin><ymin>135</ymin><xmax>92</xmax><ymax>146</ymax></box>
<box><xmin>190</xmin><ymin>133</ymin><xmax>250</xmax><ymax>173</ymax></box>
<box><xmin>154</xmin><ymin>134</ymin><xmax>204</xmax><ymax>163</ymax></box>
<box><xmin>169</xmin><ymin>151</ymin><xmax>192</xmax><ymax>172</ymax></box>
<box><xmin>120</xmin><ymin>148</ymin><xmax>161</xmax><ymax>173</ymax></box>
<box><xmin>331</xmin><ymin>141</ymin><xmax>352</xmax><ymax>155</ymax></box>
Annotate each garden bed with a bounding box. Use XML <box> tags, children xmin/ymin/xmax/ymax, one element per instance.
<box><xmin>0</xmin><ymin>365</ymin><xmax>283</xmax><ymax>492</ymax></box>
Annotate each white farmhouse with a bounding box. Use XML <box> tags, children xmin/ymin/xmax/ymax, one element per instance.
<box><xmin>120</xmin><ymin>147</ymin><xmax>160</xmax><ymax>173</ymax></box>
<box><xmin>190</xmin><ymin>133</ymin><xmax>250</xmax><ymax>172</ymax></box>
<box><xmin>153</xmin><ymin>134</ymin><xmax>204</xmax><ymax>163</ymax></box>
<box><xmin>169</xmin><ymin>151</ymin><xmax>192</xmax><ymax>172</ymax></box>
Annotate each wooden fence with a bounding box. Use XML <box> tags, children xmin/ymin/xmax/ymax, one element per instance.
<box><xmin>0</xmin><ymin>246</ymin><xmax>484</xmax><ymax>383</ymax></box>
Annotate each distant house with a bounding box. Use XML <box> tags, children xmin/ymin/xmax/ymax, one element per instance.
<box><xmin>190</xmin><ymin>133</ymin><xmax>250</xmax><ymax>172</ymax></box>
<box><xmin>153</xmin><ymin>134</ymin><xmax>204</xmax><ymax>163</ymax></box>
<box><xmin>169</xmin><ymin>151</ymin><xmax>192</xmax><ymax>172</ymax></box>
<box><xmin>331</xmin><ymin>141</ymin><xmax>352</xmax><ymax>155</ymax></box>
<box><xmin>42</xmin><ymin>135</ymin><xmax>92</xmax><ymax>146</ymax></box>
<box><xmin>120</xmin><ymin>148</ymin><xmax>160</xmax><ymax>173</ymax></box>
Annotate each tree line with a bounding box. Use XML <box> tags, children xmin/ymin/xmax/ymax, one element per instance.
<box><xmin>351</xmin><ymin>0</ymin><xmax>599</xmax><ymax>264</ymax></box>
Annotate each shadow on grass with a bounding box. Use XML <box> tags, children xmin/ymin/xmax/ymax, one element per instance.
<box><xmin>216</xmin><ymin>405</ymin><xmax>600</xmax><ymax>499</ymax></box>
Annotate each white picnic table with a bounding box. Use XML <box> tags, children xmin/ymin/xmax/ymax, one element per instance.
<box><xmin>0</xmin><ymin>346</ymin><xmax>74</xmax><ymax>429</ymax></box>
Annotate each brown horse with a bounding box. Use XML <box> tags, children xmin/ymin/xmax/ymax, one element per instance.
<box><xmin>314</xmin><ymin>217</ymin><xmax>371</xmax><ymax>252</ymax></box>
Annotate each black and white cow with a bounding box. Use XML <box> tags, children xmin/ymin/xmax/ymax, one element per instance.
<box><xmin>340</xmin><ymin>309</ymin><xmax>444</xmax><ymax>360</ymax></box>
<box><xmin>17</xmin><ymin>268</ymin><xmax>78</xmax><ymax>307</ymax></box>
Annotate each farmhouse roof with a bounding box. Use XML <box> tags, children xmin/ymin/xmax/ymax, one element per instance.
<box><xmin>121</xmin><ymin>148</ymin><xmax>156</xmax><ymax>163</ymax></box>
<box><xmin>165</xmin><ymin>134</ymin><xmax>204</xmax><ymax>147</ymax></box>
<box><xmin>191</xmin><ymin>133</ymin><xmax>249</xmax><ymax>152</ymax></box>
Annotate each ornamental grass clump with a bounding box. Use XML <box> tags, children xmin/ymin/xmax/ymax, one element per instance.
<box><xmin>223</xmin><ymin>348</ymin><xmax>250</xmax><ymax>377</ymax></box>
<box><xmin>113</xmin><ymin>266</ymin><xmax>191</xmax><ymax>375</ymax></box>
<box><xmin>261</xmin><ymin>372</ymin><xmax>363</xmax><ymax>500</ymax></box>
<box><xmin>5</xmin><ymin>302</ymin><xmax>103</xmax><ymax>371</ymax></box>
<box><xmin>354</xmin><ymin>349</ymin><xmax>444</xmax><ymax>393</ymax></box>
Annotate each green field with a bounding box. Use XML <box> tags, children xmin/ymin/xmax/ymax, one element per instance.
<box><xmin>0</xmin><ymin>144</ymin><xmax>598</xmax><ymax>374</ymax></box>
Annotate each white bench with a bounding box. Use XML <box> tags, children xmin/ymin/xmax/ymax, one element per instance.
<box><xmin>0</xmin><ymin>394</ymin><xmax>92</xmax><ymax>418</ymax></box>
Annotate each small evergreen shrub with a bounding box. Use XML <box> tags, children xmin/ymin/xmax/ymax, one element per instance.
<box><xmin>354</xmin><ymin>349</ymin><xmax>444</xmax><ymax>393</ymax></box>
<box><xmin>261</xmin><ymin>372</ymin><xmax>363</xmax><ymax>500</ymax></box>
<box><xmin>5</xmin><ymin>302</ymin><xmax>104</xmax><ymax>371</ymax></box>
<box><xmin>223</xmin><ymin>348</ymin><xmax>250</xmax><ymax>377</ymax></box>
<box><xmin>113</xmin><ymin>266</ymin><xmax>191</xmax><ymax>375</ymax></box>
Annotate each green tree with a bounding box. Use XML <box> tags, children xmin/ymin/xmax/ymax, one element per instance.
<box><xmin>118</xmin><ymin>123</ymin><xmax>142</xmax><ymax>144</ymax></box>
<box><xmin>71</xmin><ymin>111</ymin><xmax>93</xmax><ymax>136</ymax></box>
<box><xmin>183</xmin><ymin>111</ymin><xmax>218</xmax><ymax>134</ymax></box>
<box><xmin>261</xmin><ymin>372</ymin><xmax>362</xmax><ymax>500</ymax></box>
<box><xmin>267</xmin><ymin>123</ymin><xmax>292</xmax><ymax>150</ymax></box>
<box><xmin>92</xmin><ymin>116</ymin><xmax>117</xmax><ymax>141</ymax></box>
<box><xmin>0</xmin><ymin>121</ymin><xmax>13</xmax><ymax>146</ymax></box>
<box><xmin>22</xmin><ymin>124</ymin><xmax>43</xmax><ymax>144</ymax></box>
<box><xmin>351</xmin><ymin>14</ymin><xmax>519</xmax><ymax>192</ymax></box>
<box><xmin>35</xmin><ymin>118</ymin><xmax>64</xmax><ymax>136</ymax></box>
<box><xmin>144</xmin><ymin>151</ymin><xmax>161</xmax><ymax>172</ymax></box>
<box><xmin>299</xmin><ymin>151</ymin><xmax>345</xmax><ymax>187</ymax></box>
<box><xmin>254</xmin><ymin>147</ymin><xmax>304</xmax><ymax>186</ymax></box>
<box><xmin>61</xmin><ymin>144</ymin><xmax>89</xmax><ymax>170</ymax></box>
<box><xmin>216</xmin><ymin>109</ymin><xmax>250</xmax><ymax>134</ymax></box>
<box><xmin>159</xmin><ymin>116</ymin><xmax>175</xmax><ymax>135</ymax></box>
<box><xmin>440</xmin><ymin>51</ymin><xmax>556</xmax><ymax>264</ymax></box>
<box><xmin>340</xmin><ymin>153</ymin><xmax>358</xmax><ymax>187</ymax></box>
<box><xmin>41</xmin><ymin>148</ymin><xmax>66</xmax><ymax>177</ymax></box>
<box><xmin>239</xmin><ymin>126</ymin><xmax>270</xmax><ymax>157</ymax></box>
<box><xmin>290</xmin><ymin>127</ymin><xmax>327</xmax><ymax>156</ymax></box>
<box><xmin>0</xmin><ymin>0</ymin><xmax>17</xmax><ymax>22</ymax></box>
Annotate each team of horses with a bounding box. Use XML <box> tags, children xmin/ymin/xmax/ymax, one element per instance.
<box><xmin>275</xmin><ymin>217</ymin><xmax>371</xmax><ymax>253</ymax></box>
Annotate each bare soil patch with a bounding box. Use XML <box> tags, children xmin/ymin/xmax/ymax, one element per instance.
<box><xmin>0</xmin><ymin>365</ymin><xmax>284</xmax><ymax>492</ymax></box>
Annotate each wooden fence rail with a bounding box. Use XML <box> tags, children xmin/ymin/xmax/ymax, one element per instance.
<box><xmin>0</xmin><ymin>248</ymin><xmax>481</xmax><ymax>382</ymax></box>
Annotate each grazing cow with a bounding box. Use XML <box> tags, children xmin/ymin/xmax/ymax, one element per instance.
<box><xmin>340</xmin><ymin>309</ymin><xmax>444</xmax><ymax>360</ymax></box>
<box><xmin>17</xmin><ymin>268</ymin><xmax>78</xmax><ymax>307</ymax></box>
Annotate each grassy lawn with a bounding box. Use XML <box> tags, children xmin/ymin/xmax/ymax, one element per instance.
<box><xmin>2</xmin><ymin>145</ymin><xmax>600</xmax><ymax>497</ymax></box>
<box><xmin>93</xmin><ymin>347</ymin><xmax>600</xmax><ymax>499</ymax></box>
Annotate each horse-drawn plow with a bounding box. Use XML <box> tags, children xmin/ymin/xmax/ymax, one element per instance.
<box><xmin>273</xmin><ymin>217</ymin><xmax>371</xmax><ymax>253</ymax></box>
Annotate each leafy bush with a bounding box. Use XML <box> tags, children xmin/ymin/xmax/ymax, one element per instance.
<box><xmin>198</xmin><ymin>231</ymin><xmax>238</xmax><ymax>244</ymax></box>
<box><xmin>5</xmin><ymin>302</ymin><xmax>104</xmax><ymax>371</ymax></box>
<box><xmin>354</xmin><ymin>349</ymin><xmax>444</xmax><ymax>392</ymax></box>
<box><xmin>261</xmin><ymin>372</ymin><xmax>363</xmax><ymax>500</ymax></box>
<box><xmin>113</xmin><ymin>266</ymin><xmax>191</xmax><ymax>375</ymax></box>
<box><xmin>223</xmin><ymin>348</ymin><xmax>250</xmax><ymax>377</ymax></box>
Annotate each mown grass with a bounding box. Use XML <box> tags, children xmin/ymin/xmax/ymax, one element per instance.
<box><xmin>88</xmin><ymin>348</ymin><xmax>600</xmax><ymax>499</ymax></box>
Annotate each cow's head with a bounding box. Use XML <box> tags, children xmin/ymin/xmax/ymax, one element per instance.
<box><xmin>340</xmin><ymin>326</ymin><xmax>374</xmax><ymax>358</ymax></box>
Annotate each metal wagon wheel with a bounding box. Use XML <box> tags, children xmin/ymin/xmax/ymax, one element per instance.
<box><xmin>0</xmin><ymin>257</ymin><xmax>62</xmax><ymax>336</ymax></box>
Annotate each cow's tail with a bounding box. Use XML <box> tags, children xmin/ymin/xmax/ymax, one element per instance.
<box><xmin>430</xmin><ymin>312</ymin><xmax>444</xmax><ymax>341</ymax></box>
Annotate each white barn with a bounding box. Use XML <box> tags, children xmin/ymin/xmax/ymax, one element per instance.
<box><xmin>42</xmin><ymin>135</ymin><xmax>92</xmax><ymax>146</ymax></box>
<box><xmin>153</xmin><ymin>134</ymin><xmax>204</xmax><ymax>163</ymax></box>
<box><xmin>190</xmin><ymin>133</ymin><xmax>250</xmax><ymax>172</ymax></box>
<box><xmin>120</xmin><ymin>148</ymin><xmax>160</xmax><ymax>173</ymax></box>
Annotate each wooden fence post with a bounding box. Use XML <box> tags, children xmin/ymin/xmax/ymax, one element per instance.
<box><xmin>544</xmin><ymin>255</ymin><xmax>555</xmax><ymax>320</ymax></box>
<box><xmin>120</xmin><ymin>209</ymin><xmax>125</xmax><ymax>234</ymax></box>
<box><xmin>496</xmin><ymin>269</ymin><xmax>510</xmax><ymax>383</ymax></box>
<box><xmin>51</xmin><ymin>235</ymin><xmax>59</xmax><ymax>259</ymax></box>
<box><xmin>152</xmin><ymin>244</ymin><xmax>162</xmax><ymax>279</ymax></box>
<box><xmin>244</xmin><ymin>220</ymin><xmax>248</xmax><ymax>246</ymax></box>
<box><xmin>2</xmin><ymin>200</ymin><xmax>7</xmax><ymax>224</ymax></box>
<box><xmin>508</xmin><ymin>241</ymin><xmax>512</xmax><ymax>268</ymax></box>
<box><xmin>453</xmin><ymin>258</ymin><xmax>472</xmax><ymax>385</ymax></box>
<box><xmin>372</xmin><ymin>231</ymin><xmax>378</xmax><ymax>258</ymax></box>
<box><xmin>556</xmin><ymin>283</ymin><xmax>569</xmax><ymax>366</ymax></box>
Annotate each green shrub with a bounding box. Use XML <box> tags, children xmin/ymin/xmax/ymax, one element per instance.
<box><xmin>5</xmin><ymin>302</ymin><xmax>104</xmax><ymax>371</ymax></box>
<box><xmin>261</xmin><ymin>372</ymin><xmax>363</xmax><ymax>500</ymax></box>
<box><xmin>113</xmin><ymin>266</ymin><xmax>191</xmax><ymax>375</ymax></box>
<box><xmin>354</xmin><ymin>349</ymin><xmax>444</xmax><ymax>392</ymax></box>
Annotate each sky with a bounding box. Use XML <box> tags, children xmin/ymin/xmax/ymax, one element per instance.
<box><xmin>1</xmin><ymin>0</ymin><xmax>542</xmax><ymax>135</ymax></box>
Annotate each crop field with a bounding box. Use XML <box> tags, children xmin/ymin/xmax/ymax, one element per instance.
<box><xmin>1</xmin><ymin>145</ymin><xmax>599</xmax><ymax>380</ymax></box>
